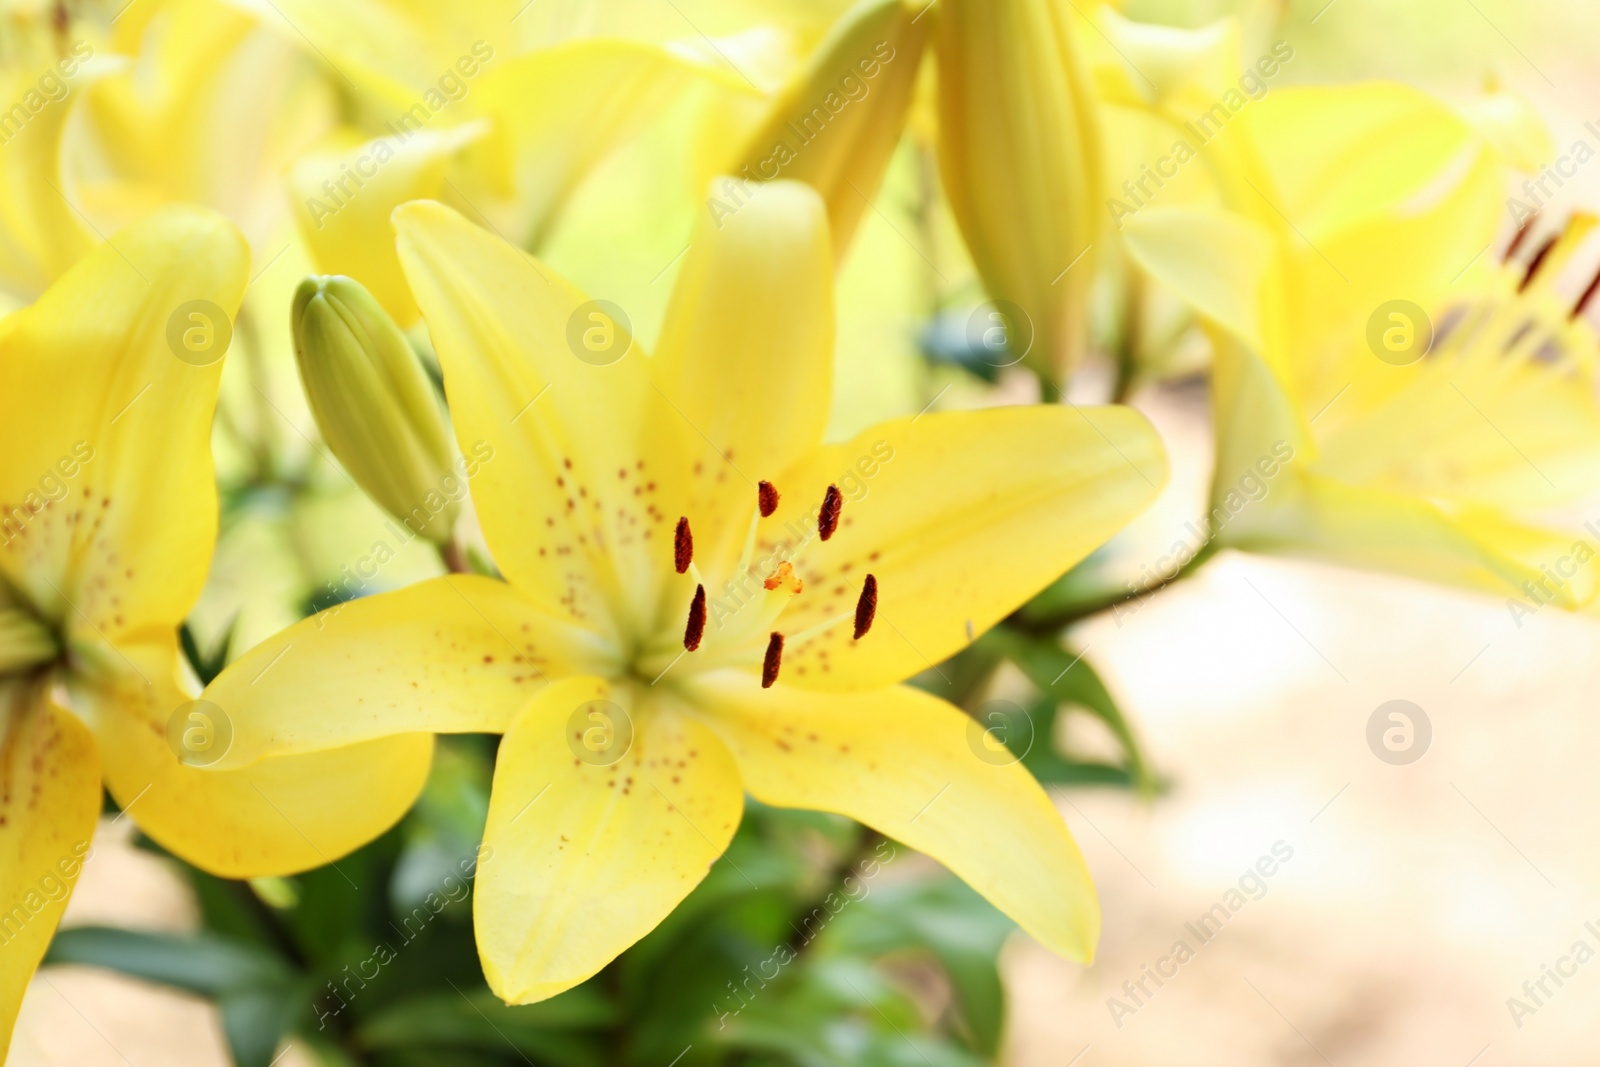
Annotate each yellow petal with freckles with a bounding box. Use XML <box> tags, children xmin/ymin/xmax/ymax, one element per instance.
<box><xmin>477</xmin><ymin>677</ymin><xmax>744</xmax><ymax>1004</ymax></box>
<box><xmin>87</xmin><ymin>640</ymin><xmax>435</xmax><ymax>878</ymax></box>
<box><xmin>201</xmin><ymin>576</ymin><xmax>608</xmax><ymax>768</ymax></box>
<box><xmin>0</xmin><ymin>687</ymin><xmax>101</xmax><ymax>1060</ymax></box>
<box><xmin>686</xmin><ymin>673</ymin><xmax>1098</xmax><ymax>961</ymax></box>
<box><xmin>0</xmin><ymin>205</ymin><xmax>247</xmax><ymax>646</ymax></box>
<box><xmin>652</xmin><ymin>180</ymin><xmax>834</xmax><ymax>591</ymax></box>
<box><xmin>756</xmin><ymin>404</ymin><xmax>1167</xmax><ymax>690</ymax></box>
<box><xmin>395</xmin><ymin>200</ymin><xmax>688</xmax><ymax>640</ymax></box>
<box><xmin>290</xmin><ymin>123</ymin><xmax>490</xmax><ymax>326</ymax></box>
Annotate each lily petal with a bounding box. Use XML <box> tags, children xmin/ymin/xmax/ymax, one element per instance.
<box><xmin>289</xmin><ymin>123</ymin><xmax>490</xmax><ymax>326</ymax></box>
<box><xmin>395</xmin><ymin>199</ymin><xmax>687</xmax><ymax>641</ymax></box>
<box><xmin>0</xmin><ymin>36</ymin><xmax>106</xmax><ymax>302</ymax></box>
<box><xmin>0</xmin><ymin>205</ymin><xmax>247</xmax><ymax>647</ymax></box>
<box><xmin>756</xmin><ymin>404</ymin><xmax>1168</xmax><ymax>689</ymax></box>
<box><xmin>652</xmin><ymin>179</ymin><xmax>834</xmax><ymax>590</ymax></box>
<box><xmin>475</xmin><ymin>40</ymin><xmax>762</xmax><ymax>250</ymax></box>
<box><xmin>0</xmin><ymin>686</ymin><xmax>101</xmax><ymax>1060</ymax></box>
<box><xmin>477</xmin><ymin>677</ymin><xmax>744</xmax><ymax>1004</ymax></box>
<box><xmin>687</xmin><ymin>672</ymin><xmax>1098</xmax><ymax>961</ymax></box>
<box><xmin>201</xmin><ymin>576</ymin><xmax>607</xmax><ymax>768</ymax></box>
<box><xmin>87</xmin><ymin>640</ymin><xmax>435</xmax><ymax>878</ymax></box>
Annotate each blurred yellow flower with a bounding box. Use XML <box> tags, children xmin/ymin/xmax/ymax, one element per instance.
<box><xmin>1123</xmin><ymin>82</ymin><xmax>1600</xmax><ymax>607</ymax></box>
<box><xmin>0</xmin><ymin>207</ymin><xmax>432</xmax><ymax>1057</ymax></box>
<box><xmin>198</xmin><ymin>181</ymin><xmax>1169</xmax><ymax>1004</ymax></box>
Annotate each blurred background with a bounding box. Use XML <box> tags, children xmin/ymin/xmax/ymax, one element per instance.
<box><xmin>11</xmin><ymin>0</ymin><xmax>1600</xmax><ymax>1063</ymax></box>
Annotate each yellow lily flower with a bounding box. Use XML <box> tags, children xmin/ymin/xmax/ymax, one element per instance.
<box><xmin>198</xmin><ymin>182</ymin><xmax>1169</xmax><ymax>1003</ymax></box>
<box><xmin>0</xmin><ymin>206</ymin><xmax>433</xmax><ymax>1056</ymax></box>
<box><xmin>1121</xmin><ymin>82</ymin><xmax>1600</xmax><ymax>607</ymax></box>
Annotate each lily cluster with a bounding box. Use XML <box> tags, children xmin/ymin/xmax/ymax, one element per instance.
<box><xmin>2</xmin><ymin>0</ymin><xmax>1600</xmax><ymax>1061</ymax></box>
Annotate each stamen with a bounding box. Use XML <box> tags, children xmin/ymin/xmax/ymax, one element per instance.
<box><xmin>762</xmin><ymin>632</ymin><xmax>784</xmax><ymax>688</ymax></box>
<box><xmin>763</xmin><ymin>561</ymin><xmax>803</xmax><ymax>594</ymax></box>
<box><xmin>1573</xmin><ymin>265</ymin><xmax>1600</xmax><ymax>321</ymax></box>
<box><xmin>1505</xmin><ymin>213</ymin><xmax>1538</xmax><ymax>262</ymax></box>
<box><xmin>818</xmin><ymin>485</ymin><xmax>843</xmax><ymax>541</ymax></box>
<box><xmin>683</xmin><ymin>585</ymin><xmax>707</xmax><ymax>651</ymax></box>
<box><xmin>758</xmin><ymin>480</ymin><xmax>779</xmax><ymax>517</ymax></box>
<box><xmin>1520</xmin><ymin>235</ymin><xmax>1560</xmax><ymax>293</ymax></box>
<box><xmin>674</xmin><ymin>516</ymin><xmax>693</xmax><ymax>574</ymax></box>
<box><xmin>853</xmin><ymin>574</ymin><xmax>877</xmax><ymax>640</ymax></box>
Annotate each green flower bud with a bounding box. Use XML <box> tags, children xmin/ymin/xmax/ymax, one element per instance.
<box><xmin>292</xmin><ymin>275</ymin><xmax>459</xmax><ymax>543</ymax></box>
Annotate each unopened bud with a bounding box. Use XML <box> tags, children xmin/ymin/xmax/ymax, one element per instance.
<box><xmin>292</xmin><ymin>275</ymin><xmax>459</xmax><ymax>543</ymax></box>
<box><xmin>937</xmin><ymin>0</ymin><xmax>1104</xmax><ymax>377</ymax></box>
<box><xmin>727</xmin><ymin>0</ymin><xmax>929</xmax><ymax>256</ymax></box>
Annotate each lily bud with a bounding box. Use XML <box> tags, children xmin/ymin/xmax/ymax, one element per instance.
<box><xmin>292</xmin><ymin>275</ymin><xmax>459</xmax><ymax>543</ymax></box>
<box><xmin>937</xmin><ymin>0</ymin><xmax>1104</xmax><ymax>377</ymax></box>
<box><xmin>726</xmin><ymin>0</ymin><xmax>929</xmax><ymax>256</ymax></box>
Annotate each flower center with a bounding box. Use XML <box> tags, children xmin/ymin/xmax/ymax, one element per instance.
<box><xmin>631</xmin><ymin>480</ymin><xmax>877</xmax><ymax>688</ymax></box>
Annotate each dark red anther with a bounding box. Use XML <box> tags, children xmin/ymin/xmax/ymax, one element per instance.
<box><xmin>674</xmin><ymin>517</ymin><xmax>693</xmax><ymax>574</ymax></box>
<box><xmin>818</xmin><ymin>485</ymin><xmax>843</xmax><ymax>541</ymax></box>
<box><xmin>853</xmin><ymin>574</ymin><xmax>878</xmax><ymax>640</ymax></box>
<box><xmin>758</xmin><ymin>480</ymin><xmax>779</xmax><ymax>518</ymax></box>
<box><xmin>761</xmin><ymin>632</ymin><xmax>784</xmax><ymax>688</ymax></box>
<box><xmin>683</xmin><ymin>585</ymin><xmax>707</xmax><ymax>651</ymax></box>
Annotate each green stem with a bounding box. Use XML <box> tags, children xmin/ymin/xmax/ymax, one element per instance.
<box><xmin>1011</xmin><ymin>540</ymin><xmax>1220</xmax><ymax>635</ymax></box>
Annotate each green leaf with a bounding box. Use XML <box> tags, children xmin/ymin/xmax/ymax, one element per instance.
<box><xmin>981</xmin><ymin>627</ymin><xmax>1160</xmax><ymax>793</ymax></box>
<box><xmin>354</xmin><ymin>988</ymin><xmax>613</xmax><ymax>1067</ymax></box>
<box><xmin>220</xmin><ymin>986</ymin><xmax>303</xmax><ymax>1067</ymax></box>
<box><xmin>44</xmin><ymin>926</ymin><xmax>292</xmax><ymax>997</ymax></box>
